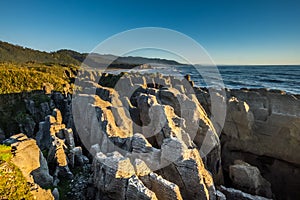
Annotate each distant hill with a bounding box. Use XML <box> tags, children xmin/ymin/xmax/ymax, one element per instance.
<box><xmin>0</xmin><ymin>41</ymin><xmax>183</xmax><ymax>67</ymax></box>
<box><xmin>0</xmin><ymin>41</ymin><xmax>82</xmax><ymax>65</ymax></box>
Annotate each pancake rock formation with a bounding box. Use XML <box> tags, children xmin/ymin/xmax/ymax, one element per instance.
<box><xmin>3</xmin><ymin>71</ymin><xmax>299</xmax><ymax>199</ymax></box>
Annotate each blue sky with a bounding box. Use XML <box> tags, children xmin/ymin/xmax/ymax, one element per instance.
<box><xmin>0</xmin><ymin>0</ymin><xmax>299</xmax><ymax>64</ymax></box>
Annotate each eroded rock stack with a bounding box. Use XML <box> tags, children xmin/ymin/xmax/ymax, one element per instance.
<box><xmin>35</xmin><ymin>107</ymin><xmax>90</xmax><ymax>186</ymax></box>
<box><xmin>70</xmin><ymin>72</ymin><xmax>225</xmax><ymax>199</ymax></box>
<box><xmin>2</xmin><ymin>71</ymin><xmax>299</xmax><ymax>199</ymax></box>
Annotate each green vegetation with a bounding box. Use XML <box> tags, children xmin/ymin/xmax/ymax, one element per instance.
<box><xmin>0</xmin><ymin>62</ymin><xmax>77</xmax><ymax>94</ymax></box>
<box><xmin>0</xmin><ymin>41</ymin><xmax>80</xmax><ymax>94</ymax></box>
<box><xmin>0</xmin><ymin>40</ymin><xmax>183</xmax><ymax>95</ymax></box>
<box><xmin>0</xmin><ymin>145</ymin><xmax>12</xmax><ymax>162</ymax></box>
<box><xmin>0</xmin><ymin>41</ymin><xmax>84</xmax><ymax>65</ymax></box>
<box><xmin>0</xmin><ymin>40</ymin><xmax>182</xmax><ymax>68</ymax></box>
<box><xmin>0</xmin><ymin>145</ymin><xmax>34</xmax><ymax>199</ymax></box>
<box><xmin>0</xmin><ymin>61</ymin><xmax>78</xmax><ymax>135</ymax></box>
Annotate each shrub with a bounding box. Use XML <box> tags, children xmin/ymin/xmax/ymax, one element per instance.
<box><xmin>0</xmin><ymin>62</ymin><xmax>78</xmax><ymax>94</ymax></box>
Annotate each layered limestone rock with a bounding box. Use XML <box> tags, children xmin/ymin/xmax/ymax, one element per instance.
<box><xmin>91</xmin><ymin>147</ymin><xmax>213</xmax><ymax>200</ymax></box>
<box><xmin>8</xmin><ymin>134</ymin><xmax>53</xmax><ymax>187</ymax></box>
<box><xmin>158</xmin><ymin>137</ymin><xmax>216</xmax><ymax>200</ymax></box>
<box><xmin>24</xmin><ymin>95</ymin><xmax>52</xmax><ymax>135</ymax></box>
<box><xmin>126</xmin><ymin>175</ymin><xmax>158</xmax><ymax>200</ymax></box>
<box><xmin>71</xmin><ymin>72</ymin><xmax>224</xmax><ymax>199</ymax></box>
<box><xmin>5</xmin><ymin>134</ymin><xmax>54</xmax><ymax>199</ymax></box>
<box><xmin>140</xmin><ymin>172</ymin><xmax>183</xmax><ymax>200</ymax></box>
<box><xmin>36</xmin><ymin>113</ymin><xmax>66</xmax><ymax>150</ymax></box>
<box><xmin>110</xmin><ymin>74</ymin><xmax>222</xmax><ymax>183</ymax></box>
<box><xmin>5</xmin><ymin>71</ymin><xmax>298</xmax><ymax>199</ymax></box>
<box><xmin>92</xmin><ymin>151</ymin><xmax>157</xmax><ymax>200</ymax></box>
<box><xmin>35</xmin><ymin>107</ymin><xmax>90</xmax><ymax>187</ymax></box>
<box><xmin>129</xmin><ymin>133</ymin><xmax>215</xmax><ymax>199</ymax></box>
<box><xmin>130</xmin><ymin>133</ymin><xmax>161</xmax><ymax>170</ymax></box>
<box><xmin>158</xmin><ymin>87</ymin><xmax>222</xmax><ymax>183</ymax></box>
<box><xmin>229</xmin><ymin>160</ymin><xmax>272</xmax><ymax>198</ymax></box>
<box><xmin>197</xmin><ymin>88</ymin><xmax>300</xmax><ymax>166</ymax></box>
<box><xmin>72</xmin><ymin>92</ymin><xmax>133</xmax><ymax>153</ymax></box>
<box><xmin>223</xmin><ymin>89</ymin><xmax>300</xmax><ymax>199</ymax></box>
<box><xmin>196</xmin><ymin>88</ymin><xmax>300</xmax><ymax>199</ymax></box>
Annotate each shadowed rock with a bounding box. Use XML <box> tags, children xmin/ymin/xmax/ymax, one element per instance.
<box><xmin>229</xmin><ymin>160</ymin><xmax>272</xmax><ymax>198</ymax></box>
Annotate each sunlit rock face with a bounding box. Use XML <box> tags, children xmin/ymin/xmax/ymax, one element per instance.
<box><xmin>71</xmin><ymin>72</ymin><xmax>223</xmax><ymax>199</ymax></box>
<box><xmin>6</xmin><ymin>71</ymin><xmax>300</xmax><ymax>199</ymax></box>
<box><xmin>4</xmin><ymin>133</ymin><xmax>54</xmax><ymax>199</ymax></box>
<box><xmin>196</xmin><ymin>88</ymin><xmax>300</xmax><ymax>199</ymax></box>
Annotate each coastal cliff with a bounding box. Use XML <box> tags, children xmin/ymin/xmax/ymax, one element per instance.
<box><xmin>0</xmin><ymin>72</ymin><xmax>299</xmax><ymax>200</ymax></box>
<box><xmin>196</xmin><ymin>87</ymin><xmax>300</xmax><ymax>199</ymax></box>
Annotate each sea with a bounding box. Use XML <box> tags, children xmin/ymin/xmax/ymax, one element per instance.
<box><xmin>106</xmin><ymin>65</ymin><xmax>300</xmax><ymax>94</ymax></box>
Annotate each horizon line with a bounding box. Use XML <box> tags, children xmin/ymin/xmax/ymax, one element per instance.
<box><xmin>1</xmin><ymin>40</ymin><xmax>300</xmax><ymax>66</ymax></box>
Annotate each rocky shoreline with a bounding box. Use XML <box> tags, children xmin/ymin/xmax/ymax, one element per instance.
<box><xmin>0</xmin><ymin>72</ymin><xmax>299</xmax><ymax>200</ymax></box>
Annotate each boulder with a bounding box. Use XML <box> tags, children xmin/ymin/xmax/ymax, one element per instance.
<box><xmin>222</xmin><ymin>97</ymin><xmax>254</xmax><ymax>140</ymax></box>
<box><xmin>36</xmin><ymin>114</ymin><xmax>67</xmax><ymax>150</ymax></box>
<box><xmin>9</xmin><ymin>134</ymin><xmax>53</xmax><ymax>188</ymax></box>
<box><xmin>40</xmin><ymin>102</ymin><xmax>51</xmax><ymax>117</ymax></box>
<box><xmin>72</xmin><ymin>146</ymin><xmax>87</xmax><ymax>166</ymax></box>
<box><xmin>137</xmin><ymin>94</ymin><xmax>159</xmax><ymax>127</ymax></box>
<box><xmin>134</xmin><ymin>91</ymin><xmax>195</xmax><ymax>148</ymax></box>
<box><xmin>229</xmin><ymin>160</ymin><xmax>272</xmax><ymax>198</ymax></box>
<box><xmin>113</xmin><ymin>76</ymin><xmax>134</xmax><ymax>97</ymax></box>
<box><xmin>24</xmin><ymin>98</ymin><xmax>51</xmax><ymax>125</ymax></box>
